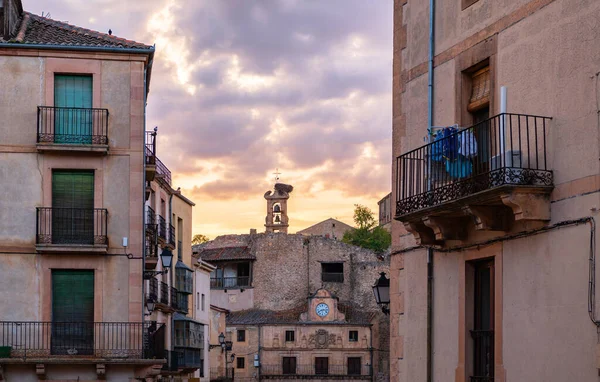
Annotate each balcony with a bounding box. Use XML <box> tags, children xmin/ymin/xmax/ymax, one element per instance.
<box><xmin>261</xmin><ymin>364</ymin><xmax>372</xmax><ymax>379</ymax></box>
<box><xmin>166</xmin><ymin>224</ymin><xmax>176</xmax><ymax>250</ymax></box>
<box><xmin>155</xmin><ymin>156</ymin><xmax>172</xmax><ymax>187</ymax></box>
<box><xmin>162</xmin><ymin>350</ymin><xmax>180</xmax><ymax>372</ymax></box>
<box><xmin>36</xmin><ymin>208</ymin><xmax>108</xmax><ymax>253</ymax></box>
<box><xmin>176</xmin><ymin>348</ymin><xmax>202</xmax><ymax>370</ymax></box>
<box><xmin>210</xmin><ymin>367</ymin><xmax>234</xmax><ymax>381</ymax></box>
<box><xmin>210</xmin><ymin>276</ymin><xmax>250</xmax><ymax>290</ymax></box>
<box><xmin>157</xmin><ymin>215</ymin><xmax>167</xmax><ymax>242</ymax></box>
<box><xmin>176</xmin><ymin>292</ymin><xmax>189</xmax><ymax>314</ymax></box>
<box><xmin>0</xmin><ymin>321</ymin><xmax>165</xmax><ymax>364</ymax></box>
<box><xmin>36</xmin><ymin>106</ymin><xmax>109</xmax><ymax>154</ymax></box>
<box><xmin>145</xmin><ymin>131</ymin><xmax>157</xmax><ymax>181</ymax></box>
<box><xmin>176</xmin><ymin>264</ymin><xmax>194</xmax><ymax>294</ymax></box>
<box><xmin>395</xmin><ymin>114</ymin><xmax>553</xmax><ymax>245</ymax></box>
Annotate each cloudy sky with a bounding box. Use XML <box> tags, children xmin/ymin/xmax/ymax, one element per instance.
<box><xmin>28</xmin><ymin>0</ymin><xmax>392</xmax><ymax>238</ymax></box>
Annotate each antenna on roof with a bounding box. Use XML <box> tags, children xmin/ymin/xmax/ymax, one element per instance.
<box><xmin>41</xmin><ymin>12</ymin><xmax>51</xmax><ymax>18</ymax></box>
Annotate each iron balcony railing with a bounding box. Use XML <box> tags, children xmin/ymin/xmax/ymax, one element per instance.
<box><xmin>36</xmin><ymin>207</ymin><xmax>108</xmax><ymax>245</ymax></box>
<box><xmin>146</xmin><ymin>206</ymin><xmax>156</xmax><ymax>233</ymax></box>
<box><xmin>146</xmin><ymin>230</ymin><xmax>158</xmax><ymax>259</ymax></box>
<box><xmin>145</xmin><ymin>131</ymin><xmax>157</xmax><ymax>165</ymax></box>
<box><xmin>470</xmin><ymin>330</ymin><xmax>494</xmax><ymax>382</ymax></box>
<box><xmin>395</xmin><ymin>113</ymin><xmax>553</xmax><ymax>217</ymax></box>
<box><xmin>156</xmin><ymin>156</ymin><xmax>172</xmax><ymax>186</ymax></box>
<box><xmin>159</xmin><ymin>281</ymin><xmax>169</xmax><ymax>305</ymax></box>
<box><xmin>168</xmin><ymin>224</ymin><xmax>176</xmax><ymax>247</ymax></box>
<box><xmin>158</xmin><ymin>215</ymin><xmax>167</xmax><ymax>241</ymax></box>
<box><xmin>210</xmin><ymin>276</ymin><xmax>250</xmax><ymax>289</ymax></box>
<box><xmin>261</xmin><ymin>364</ymin><xmax>372</xmax><ymax>377</ymax></box>
<box><xmin>37</xmin><ymin>106</ymin><xmax>109</xmax><ymax>145</ymax></box>
<box><xmin>148</xmin><ymin>277</ymin><xmax>158</xmax><ymax>302</ymax></box>
<box><xmin>0</xmin><ymin>321</ymin><xmax>164</xmax><ymax>359</ymax></box>
<box><xmin>176</xmin><ymin>347</ymin><xmax>203</xmax><ymax>369</ymax></box>
<box><xmin>322</xmin><ymin>272</ymin><xmax>344</xmax><ymax>283</ymax></box>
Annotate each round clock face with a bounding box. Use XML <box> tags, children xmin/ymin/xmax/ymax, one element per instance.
<box><xmin>315</xmin><ymin>303</ymin><xmax>330</xmax><ymax>317</ymax></box>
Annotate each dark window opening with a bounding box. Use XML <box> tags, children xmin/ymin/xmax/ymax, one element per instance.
<box><xmin>237</xmin><ymin>329</ymin><xmax>246</xmax><ymax>342</ymax></box>
<box><xmin>285</xmin><ymin>330</ymin><xmax>295</xmax><ymax>342</ymax></box>
<box><xmin>321</xmin><ymin>263</ymin><xmax>344</xmax><ymax>283</ymax></box>
<box><xmin>470</xmin><ymin>259</ymin><xmax>495</xmax><ymax>380</ymax></box>
<box><xmin>349</xmin><ymin>330</ymin><xmax>358</xmax><ymax>342</ymax></box>
<box><xmin>237</xmin><ymin>357</ymin><xmax>245</xmax><ymax>369</ymax></box>
<box><xmin>347</xmin><ymin>357</ymin><xmax>361</xmax><ymax>375</ymax></box>
<box><xmin>282</xmin><ymin>357</ymin><xmax>296</xmax><ymax>375</ymax></box>
<box><xmin>315</xmin><ymin>357</ymin><xmax>329</xmax><ymax>375</ymax></box>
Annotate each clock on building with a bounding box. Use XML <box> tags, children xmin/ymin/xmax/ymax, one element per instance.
<box><xmin>315</xmin><ymin>303</ymin><xmax>330</xmax><ymax>317</ymax></box>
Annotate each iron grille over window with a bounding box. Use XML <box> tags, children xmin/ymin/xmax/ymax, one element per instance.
<box><xmin>285</xmin><ymin>330</ymin><xmax>295</xmax><ymax>342</ymax></box>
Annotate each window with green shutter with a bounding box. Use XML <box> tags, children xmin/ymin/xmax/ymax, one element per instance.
<box><xmin>52</xmin><ymin>170</ymin><xmax>94</xmax><ymax>244</ymax></box>
<box><xmin>54</xmin><ymin>74</ymin><xmax>93</xmax><ymax>144</ymax></box>
<box><xmin>51</xmin><ymin>270</ymin><xmax>94</xmax><ymax>355</ymax></box>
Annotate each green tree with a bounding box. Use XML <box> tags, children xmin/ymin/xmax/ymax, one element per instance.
<box><xmin>192</xmin><ymin>234</ymin><xmax>210</xmax><ymax>245</ymax></box>
<box><xmin>342</xmin><ymin>204</ymin><xmax>391</xmax><ymax>254</ymax></box>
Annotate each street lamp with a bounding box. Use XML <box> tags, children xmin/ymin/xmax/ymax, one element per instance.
<box><xmin>373</xmin><ymin>272</ymin><xmax>390</xmax><ymax>315</ymax></box>
<box><xmin>144</xmin><ymin>299</ymin><xmax>156</xmax><ymax>316</ymax></box>
<box><xmin>143</xmin><ymin>248</ymin><xmax>174</xmax><ymax>279</ymax></box>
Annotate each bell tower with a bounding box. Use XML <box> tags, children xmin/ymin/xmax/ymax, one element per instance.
<box><xmin>264</xmin><ymin>183</ymin><xmax>293</xmax><ymax>233</ymax></box>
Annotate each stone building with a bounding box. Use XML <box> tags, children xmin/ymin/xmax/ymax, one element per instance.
<box><xmin>376</xmin><ymin>193</ymin><xmax>392</xmax><ymax>232</ymax></box>
<box><xmin>194</xmin><ymin>184</ymin><xmax>390</xmax><ymax>381</ymax></box>
<box><xmin>0</xmin><ymin>0</ymin><xmax>165</xmax><ymax>380</ymax></box>
<box><xmin>297</xmin><ymin>218</ymin><xmax>355</xmax><ymax>240</ymax></box>
<box><xmin>264</xmin><ymin>183</ymin><xmax>293</xmax><ymax>234</ymax></box>
<box><xmin>390</xmin><ymin>0</ymin><xmax>600</xmax><ymax>381</ymax></box>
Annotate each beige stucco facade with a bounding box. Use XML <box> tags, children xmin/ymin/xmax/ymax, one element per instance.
<box><xmin>391</xmin><ymin>0</ymin><xmax>600</xmax><ymax>381</ymax></box>
<box><xmin>0</xmin><ymin>24</ymin><xmax>161</xmax><ymax>380</ymax></box>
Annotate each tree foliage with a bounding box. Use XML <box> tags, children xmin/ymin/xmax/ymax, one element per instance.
<box><xmin>342</xmin><ymin>204</ymin><xmax>391</xmax><ymax>254</ymax></box>
<box><xmin>192</xmin><ymin>234</ymin><xmax>210</xmax><ymax>245</ymax></box>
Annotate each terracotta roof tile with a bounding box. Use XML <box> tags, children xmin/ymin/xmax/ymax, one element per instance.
<box><xmin>197</xmin><ymin>246</ymin><xmax>256</xmax><ymax>262</ymax></box>
<box><xmin>1</xmin><ymin>12</ymin><xmax>152</xmax><ymax>50</ymax></box>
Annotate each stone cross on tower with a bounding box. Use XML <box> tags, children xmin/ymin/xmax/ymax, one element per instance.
<box><xmin>264</xmin><ymin>182</ymin><xmax>293</xmax><ymax>233</ymax></box>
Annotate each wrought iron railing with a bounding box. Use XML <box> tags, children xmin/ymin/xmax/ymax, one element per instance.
<box><xmin>210</xmin><ymin>276</ymin><xmax>250</xmax><ymax>289</ymax></box>
<box><xmin>158</xmin><ymin>215</ymin><xmax>167</xmax><ymax>241</ymax></box>
<box><xmin>176</xmin><ymin>347</ymin><xmax>203</xmax><ymax>369</ymax></box>
<box><xmin>170</xmin><ymin>286</ymin><xmax>179</xmax><ymax>310</ymax></box>
<box><xmin>159</xmin><ymin>281</ymin><xmax>169</xmax><ymax>305</ymax></box>
<box><xmin>37</xmin><ymin>106</ymin><xmax>109</xmax><ymax>145</ymax></box>
<box><xmin>0</xmin><ymin>321</ymin><xmax>164</xmax><ymax>359</ymax></box>
<box><xmin>146</xmin><ymin>206</ymin><xmax>156</xmax><ymax>232</ymax></box>
<box><xmin>156</xmin><ymin>156</ymin><xmax>172</xmax><ymax>186</ymax></box>
<box><xmin>148</xmin><ymin>278</ymin><xmax>158</xmax><ymax>302</ymax></box>
<box><xmin>322</xmin><ymin>272</ymin><xmax>344</xmax><ymax>283</ymax></box>
<box><xmin>168</xmin><ymin>224</ymin><xmax>176</xmax><ymax>247</ymax></box>
<box><xmin>146</xmin><ymin>230</ymin><xmax>157</xmax><ymax>259</ymax></box>
<box><xmin>470</xmin><ymin>329</ymin><xmax>494</xmax><ymax>382</ymax></box>
<box><xmin>36</xmin><ymin>207</ymin><xmax>108</xmax><ymax>245</ymax></box>
<box><xmin>145</xmin><ymin>131</ymin><xmax>156</xmax><ymax>165</ymax></box>
<box><xmin>261</xmin><ymin>364</ymin><xmax>372</xmax><ymax>376</ymax></box>
<box><xmin>395</xmin><ymin>113</ymin><xmax>552</xmax><ymax>217</ymax></box>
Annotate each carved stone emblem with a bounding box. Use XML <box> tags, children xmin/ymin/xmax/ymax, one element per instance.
<box><xmin>309</xmin><ymin>329</ymin><xmax>330</xmax><ymax>349</ymax></box>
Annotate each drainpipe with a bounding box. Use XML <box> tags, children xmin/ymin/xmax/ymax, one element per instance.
<box><xmin>427</xmin><ymin>0</ymin><xmax>435</xmax><ymax>381</ymax></box>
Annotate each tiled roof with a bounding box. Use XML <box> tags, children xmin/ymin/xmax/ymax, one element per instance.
<box><xmin>227</xmin><ymin>303</ymin><xmax>376</xmax><ymax>326</ymax></box>
<box><xmin>0</xmin><ymin>12</ymin><xmax>152</xmax><ymax>50</ymax></box>
<box><xmin>197</xmin><ymin>246</ymin><xmax>256</xmax><ymax>262</ymax></box>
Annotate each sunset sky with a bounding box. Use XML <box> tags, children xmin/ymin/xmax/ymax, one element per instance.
<box><xmin>28</xmin><ymin>0</ymin><xmax>393</xmax><ymax>238</ymax></box>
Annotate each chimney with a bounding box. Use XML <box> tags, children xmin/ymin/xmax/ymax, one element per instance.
<box><xmin>2</xmin><ymin>0</ymin><xmax>23</xmax><ymax>40</ymax></box>
<box><xmin>250</xmin><ymin>229</ymin><xmax>257</xmax><ymax>235</ymax></box>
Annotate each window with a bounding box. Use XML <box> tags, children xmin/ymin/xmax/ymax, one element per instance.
<box><xmin>237</xmin><ymin>357</ymin><xmax>245</xmax><ymax>369</ymax></box>
<box><xmin>52</xmin><ymin>170</ymin><xmax>95</xmax><ymax>244</ymax></box>
<box><xmin>237</xmin><ymin>262</ymin><xmax>250</xmax><ymax>287</ymax></box>
<box><xmin>321</xmin><ymin>263</ymin><xmax>344</xmax><ymax>283</ymax></box>
<box><xmin>349</xmin><ymin>330</ymin><xmax>358</xmax><ymax>342</ymax></box>
<box><xmin>202</xmin><ymin>294</ymin><xmax>205</xmax><ymax>311</ymax></box>
<box><xmin>196</xmin><ymin>292</ymin><xmax>199</xmax><ymax>309</ymax></box>
<box><xmin>347</xmin><ymin>357</ymin><xmax>362</xmax><ymax>375</ymax></box>
<box><xmin>54</xmin><ymin>74</ymin><xmax>93</xmax><ymax>144</ymax></box>
<box><xmin>285</xmin><ymin>330</ymin><xmax>295</xmax><ymax>342</ymax></box>
<box><xmin>282</xmin><ymin>357</ymin><xmax>296</xmax><ymax>375</ymax></box>
<box><xmin>468</xmin><ymin>259</ymin><xmax>495</xmax><ymax>380</ymax></box>
<box><xmin>237</xmin><ymin>329</ymin><xmax>246</xmax><ymax>342</ymax></box>
<box><xmin>315</xmin><ymin>357</ymin><xmax>329</xmax><ymax>375</ymax></box>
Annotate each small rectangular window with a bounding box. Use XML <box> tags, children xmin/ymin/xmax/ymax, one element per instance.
<box><xmin>285</xmin><ymin>330</ymin><xmax>295</xmax><ymax>342</ymax></box>
<box><xmin>202</xmin><ymin>293</ymin><xmax>205</xmax><ymax>311</ymax></box>
<box><xmin>237</xmin><ymin>329</ymin><xmax>246</xmax><ymax>342</ymax></box>
<box><xmin>196</xmin><ymin>292</ymin><xmax>199</xmax><ymax>309</ymax></box>
<box><xmin>237</xmin><ymin>357</ymin><xmax>245</xmax><ymax>369</ymax></box>
<box><xmin>321</xmin><ymin>262</ymin><xmax>344</xmax><ymax>283</ymax></box>
<box><xmin>349</xmin><ymin>330</ymin><xmax>359</xmax><ymax>342</ymax></box>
